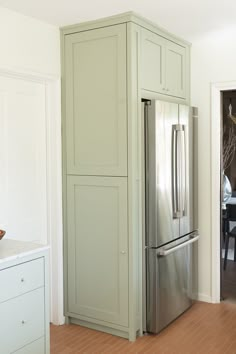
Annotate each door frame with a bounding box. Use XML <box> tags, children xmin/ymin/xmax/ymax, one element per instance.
<box><xmin>0</xmin><ymin>66</ymin><xmax>64</xmax><ymax>324</ymax></box>
<box><xmin>211</xmin><ymin>81</ymin><xmax>236</xmax><ymax>303</ymax></box>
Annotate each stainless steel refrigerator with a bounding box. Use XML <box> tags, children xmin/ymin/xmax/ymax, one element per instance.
<box><xmin>144</xmin><ymin>99</ymin><xmax>199</xmax><ymax>334</ymax></box>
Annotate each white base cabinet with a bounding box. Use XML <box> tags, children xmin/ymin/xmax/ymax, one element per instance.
<box><xmin>13</xmin><ymin>338</ymin><xmax>45</xmax><ymax>354</ymax></box>
<box><xmin>0</xmin><ymin>239</ymin><xmax>50</xmax><ymax>354</ymax></box>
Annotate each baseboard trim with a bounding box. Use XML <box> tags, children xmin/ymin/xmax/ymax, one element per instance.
<box><xmin>69</xmin><ymin>317</ymin><xmax>129</xmax><ymax>339</ymax></box>
<box><xmin>194</xmin><ymin>293</ymin><xmax>213</xmax><ymax>303</ymax></box>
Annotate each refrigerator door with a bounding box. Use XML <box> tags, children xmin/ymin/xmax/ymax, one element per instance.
<box><xmin>146</xmin><ymin>233</ymin><xmax>198</xmax><ymax>334</ymax></box>
<box><xmin>145</xmin><ymin>100</ymin><xmax>179</xmax><ymax>247</ymax></box>
<box><xmin>178</xmin><ymin>104</ymin><xmax>194</xmax><ymax>237</ymax></box>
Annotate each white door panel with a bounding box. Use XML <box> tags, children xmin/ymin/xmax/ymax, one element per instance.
<box><xmin>0</xmin><ymin>77</ymin><xmax>47</xmax><ymax>244</ymax></box>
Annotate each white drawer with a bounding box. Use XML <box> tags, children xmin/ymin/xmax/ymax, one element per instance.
<box><xmin>13</xmin><ymin>337</ymin><xmax>45</xmax><ymax>354</ymax></box>
<box><xmin>0</xmin><ymin>258</ymin><xmax>44</xmax><ymax>303</ymax></box>
<box><xmin>0</xmin><ymin>288</ymin><xmax>45</xmax><ymax>354</ymax></box>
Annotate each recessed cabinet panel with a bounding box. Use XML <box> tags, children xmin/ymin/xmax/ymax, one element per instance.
<box><xmin>165</xmin><ymin>41</ymin><xmax>186</xmax><ymax>98</ymax></box>
<box><xmin>141</xmin><ymin>29</ymin><xmax>165</xmax><ymax>93</ymax></box>
<box><xmin>67</xmin><ymin>176</ymin><xmax>128</xmax><ymax>327</ymax></box>
<box><xmin>65</xmin><ymin>24</ymin><xmax>127</xmax><ymax>176</ymax></box>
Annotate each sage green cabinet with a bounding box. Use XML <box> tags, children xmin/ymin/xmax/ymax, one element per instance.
<box><xmin>165</xmin><ymin>40</ymin><xmax>186</xmax><ymax>99</ymax></box>
<box><xmin>141</xmin><ymin>29</ymin><xmax>166</xmax><ymax>94</ymax></box>
<box><xmin>141</xmin><ymin>28</ymin><xmax>187</xmax><ymax>99</ymax></box>
<box><xmin>64</xmin><ymin>24</ymin><xmax>127</xmax><ymax>176</ymax></box>
<box><xmin>66</xmin><ymin>175</ymin><xmax>128</xmax><ymax>327</ymax></box>
<box><xmin>61</xmin><ymin>12</ymin><xmax>191</xmax><ymax>341</ymax></box>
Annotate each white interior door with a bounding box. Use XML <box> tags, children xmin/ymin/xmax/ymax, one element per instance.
<box><xmin>0</xmin><ymin>76</ymin><xmax>47</xmax><ymax>245</ymax></box>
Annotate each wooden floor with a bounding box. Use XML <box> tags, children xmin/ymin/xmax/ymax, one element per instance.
<box><xmin>51</xmin><ymin>301</ymin><xmax>236</xmax><ymax>353</ymax></box>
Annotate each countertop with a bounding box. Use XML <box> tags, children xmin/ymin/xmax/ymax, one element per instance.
<box><xmin>0</xmin><ymin>238</ymin><xmax>50</xmax><ymax>265</ymax></box>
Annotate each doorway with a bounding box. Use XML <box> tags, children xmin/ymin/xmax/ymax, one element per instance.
<box><xmin>211</xmin><ymin>81</ymin><xmax>236</xmax><ymax>304</ymax></box>
<box><xmin>221</xmin><ymin>90</ymin><xmax>236</xmax><ymax>301</ymax></box>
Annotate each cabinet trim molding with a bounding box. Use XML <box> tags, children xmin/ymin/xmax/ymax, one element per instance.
<box><xmin>61</xmin><ymin>12</ymin><xmax>191</xmax><ymax>47</ymax></box>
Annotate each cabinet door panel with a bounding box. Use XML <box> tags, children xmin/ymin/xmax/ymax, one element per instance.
<box><xmin>67</xmin><ymin>176</ymin><xmax>128</xmax><ymax>327</ymax></box>
<box><xmin>0</xmin><ymin>258</ymin><xmax>44</xmax><ymax>303</ymax></box>
<box><xmin>65</xmin><ymin>24</ymin><xmax>127</xmax><ymax>176</ymax></box>
<box><xmin>14</xmin><ymin>337</ymin><xmax>45</xmax><ymax>354</ymax></box>
<box><xmin>0</xmin><ymin>288</ymin><xmax>44</xmax><ymax>354</ymax></box>
<box><xmin>165</xmin><ymin>41</ymin><xmax>186</xmax><ymax>98</ymax></box>
<box><xmin>141</xmin><ymin>29</ymin><xmax>165</xmax><ymax>93</ymax></box>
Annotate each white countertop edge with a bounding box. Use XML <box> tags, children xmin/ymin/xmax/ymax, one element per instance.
<box><xmin>0</xmin><ymin>239</ymin><xmax>50</xmax><ymax>265</ymax></box>
<box><xmin>0</xmin><ymin>245</ymin><xmax>50</xmax><ymax>264</ymax></box>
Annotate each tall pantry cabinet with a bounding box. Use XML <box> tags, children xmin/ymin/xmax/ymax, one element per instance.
<box><xmin>61</xmin><ymin>12</ymin><xmax>190</xmax><ymax>341</ymax></box>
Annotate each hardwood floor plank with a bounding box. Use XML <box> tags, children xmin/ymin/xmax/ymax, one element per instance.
<box><xmin>51</xmin><ymin>302</ymin><xmax>236</xmax><ymax>353</ymax></box>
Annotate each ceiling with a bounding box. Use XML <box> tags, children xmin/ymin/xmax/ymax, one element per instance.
<box><xmin>0</xmin><ymin>0</ymin><xmax>236</xmax><ymax>41</ymax></box>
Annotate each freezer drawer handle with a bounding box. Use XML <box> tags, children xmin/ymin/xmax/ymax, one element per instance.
<box><xmin>157</xmin><ymin>235</ymin><xmax>199</xmax><ymax>257</ymax></box>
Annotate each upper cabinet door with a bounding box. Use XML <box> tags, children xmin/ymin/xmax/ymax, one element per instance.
<box><xmin>141</xmin><ymin>29</ymin><xmax>166</xmax><ymax>93</ymax></box>
<box><xmin>140</xmin><ymin>28</ymin><xmax>187</xmax><ymax>99</ymax></box>
<box><xmin>165</xmin><ymin>41</ymin><xmax>186</xmax><ymax>99</ymax></box>
<box><xmin>64</xmin><ymin>24</ymin><xmax>127</xmax><ymax>176</ymax></box>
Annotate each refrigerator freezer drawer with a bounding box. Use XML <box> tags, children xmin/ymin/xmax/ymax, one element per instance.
<box><xmin>146</xmin><ymin>237</ymin><xmax>195</xmax><ymax>334</ymax></box>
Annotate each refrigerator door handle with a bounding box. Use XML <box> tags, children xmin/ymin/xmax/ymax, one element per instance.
<box><xmin>177</xmin><ymin>128</ymin><xmax>182</xmax><ymax>216</ymax></box>
<box><xmin>172</xmin><ymin>124</ymin><xmax>184</xmax><ymax>218</ymax></box>
<box><xmin>157</xmin><ymin>234</ymin><xmax>199</xmax><ymax>257</ymax></box>
<box><xmin>172</xmin><ymin>126</ymin><xmax>178</xmax><ymax>218</ymax></box>
<box><xmin>180</xmin><ymin>126</ymin><xmax>186</xmax><ymax>216</ymax></box>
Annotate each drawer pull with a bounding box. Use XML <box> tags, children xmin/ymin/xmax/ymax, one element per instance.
<box><xmin>21</xmin><ymin>320</ymin><xmax>26</xmax><ymax>325</ymax></box>
<box><xmin>21</xmin><ymin>278</ymin><xmax>24</xmax><ymax>282</ymax></box>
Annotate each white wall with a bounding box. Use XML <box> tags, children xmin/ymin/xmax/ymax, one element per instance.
<box><xmin>0</xmin><ymin>7</ymin><xmax>63</xmax><ymax>324</ymax></box>
<box><xmin>0</xmin><ymin>6</ymin><xmax>60</xmax><ymax>241</ymax></box>
<box><xmin>191</xmin><ymin>26</ymin><xmax>236</xmax><ymax>301</ymax></box>
<box><xmin>0</xmin><ymin>77</ymin><xmax>48</xmax><ymax>243</ymax></box>
<box><xmin>0</xmin><ymin>7</ymin><xmax>60</xmax><ymax>76</ymax></box>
